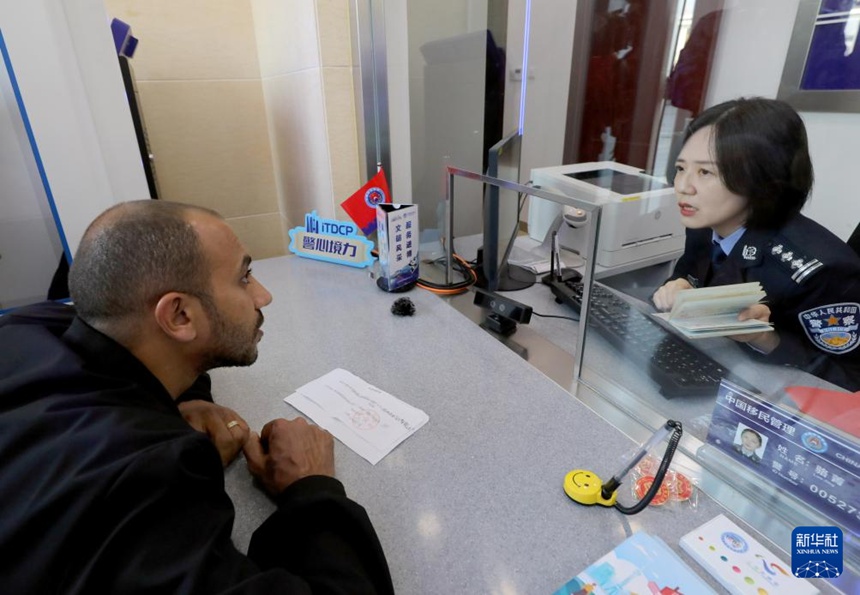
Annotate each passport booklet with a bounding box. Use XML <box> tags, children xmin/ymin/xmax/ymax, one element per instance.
<box><xmin>652</xmin><ymin>282</ymin><xmax>773</xmax><ymax>339</ymax></box>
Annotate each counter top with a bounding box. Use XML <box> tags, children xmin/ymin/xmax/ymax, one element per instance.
<box><xmin>208</xmin><ymin>255</ymin><xmax>844</xmax><ymax>594</ymax></box>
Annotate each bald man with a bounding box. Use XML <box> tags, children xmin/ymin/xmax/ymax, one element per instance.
<box><xmin>0</xmin><ymin>200</ymin><xmax>393</xmax><ymax>594</ymax></box>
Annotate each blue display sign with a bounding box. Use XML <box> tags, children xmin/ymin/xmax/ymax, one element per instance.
<box><xmin>288</xmin><ymin>211</ymin><xmax>375</xmax><ymax>268</ymax></box>
<box><xmin>707</xmin><ymin>381</ymin><xmax>860</xmax><ymax>536</ymax></box>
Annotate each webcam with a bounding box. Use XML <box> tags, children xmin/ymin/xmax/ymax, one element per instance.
<box><xmin>472</xmin><ymin>287</ymin><xmax>532</xmax><ymax>335</ymax></box>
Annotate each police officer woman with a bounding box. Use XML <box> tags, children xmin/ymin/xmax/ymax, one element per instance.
<box><xmin>652</xmin><ymin>97</ymin><xmax>860</xmax><ymax>391</ymax></box>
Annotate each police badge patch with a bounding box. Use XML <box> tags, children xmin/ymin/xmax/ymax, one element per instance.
<box><xmin>798</xmin><ymin>303</ymin><xmax>860</xmax><ymax>354</ymax></box>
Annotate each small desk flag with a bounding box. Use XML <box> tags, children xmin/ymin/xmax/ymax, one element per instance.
<box><xmin>340</xmin><ymin>168</ymin><xmax>391</xmax><ymax>236</ymax></box>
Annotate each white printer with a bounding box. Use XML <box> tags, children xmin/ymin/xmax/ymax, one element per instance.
<box><xmin>529</xmin><ymin>161</ymin><xmax>685</xmax><ymax>270</ymax></box>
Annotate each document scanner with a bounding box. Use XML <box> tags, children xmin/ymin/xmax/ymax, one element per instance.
<box><xmin>529</xmin><ymin>161</ymin><xmax>685</xmax><ymax>270</ymax></box>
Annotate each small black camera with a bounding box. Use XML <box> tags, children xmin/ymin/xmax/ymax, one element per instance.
<box><xmin>472</xmin><ymin>287</ymin><xmax>532</xmax><ymax>336</ymax></box>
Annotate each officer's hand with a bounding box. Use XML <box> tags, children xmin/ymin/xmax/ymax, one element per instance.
<box><xmin>652</xmin><ymin>278</ymin><xmax>693</xmax><ymax>311</ymax></box>
<box><xmin>732</xmin><ymin>304</ymin><xmax>780</xmax><ymax>353</ymax></box>
<box><xmin>178</xmin><ymin>400</ymin><xmax>250</xmax><ymax>467</ymax></box>
<box><xmin>243</xmin><ymin>418</ymin><xmax>335</xmax><ymax>495</ymax></box>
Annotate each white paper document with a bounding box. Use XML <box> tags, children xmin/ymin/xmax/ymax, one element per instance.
<box><xmin>284</xmin><ymin>368</ymin><xmax>428</xmax><ymax>464</ymax></box>
<box><xmin>507</xmin><ymin>244</ymin><xmax>553</xmax><ymax>274</ymax></box>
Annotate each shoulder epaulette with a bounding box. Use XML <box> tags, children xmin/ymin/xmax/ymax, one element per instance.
<box><xmin>768</xmin><ymin>239</ymin><xmax>823</xmax><ymax>285</ymax></box>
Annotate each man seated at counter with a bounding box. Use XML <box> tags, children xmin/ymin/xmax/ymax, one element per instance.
<box><xmin>0</xmin><ymin>200</ymin><xmax>394</xmax><ymax>594</ymax></box>
<box><xmin>653</xmin><ymin>97</ymin><xmax>860</xmax><ymax>391</ymax></box>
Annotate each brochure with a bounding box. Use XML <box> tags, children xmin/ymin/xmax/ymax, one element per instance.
<box><xmin>553</xmin><ymin>531</ymin><xmax>716</xmax><ymax>595</ymax></box>
<box><xmin>680</xmin><ymin>514</ymin><xmax>818</xmax><ymax>595</ymax></box>
<box><xmin>653</xmin><ymin>282</ymin><xmax>773</xmax><ymax>339</ymax></box>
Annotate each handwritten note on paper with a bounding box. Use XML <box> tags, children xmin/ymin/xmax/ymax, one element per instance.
<box><xmin>284</xmin><ymin>368</ymin><xmax>429</xmax><ymax>464</ymax></box>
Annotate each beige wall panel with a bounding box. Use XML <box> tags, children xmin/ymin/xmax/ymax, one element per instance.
<box><xmin>226</xmin><ymin>212</ymin><xmax>287</xmax><ymax>259</ymax></box>
<box><xmin>322</xmin><ymin>67</ymin><xmax>360</xmax><ymax>221</ymax></box>
<box><xmin>138</xmin><ymin>80</ymin><xmax>278</xmax><ymax>219</ymax></box>
<box><xmin>250</xmin><ymin>0</ymin><xmax>320</xmax><ymax>78</ymax></box>
<box><xmin>317</xmin><ymin>0</ymin><xmax>352</xmax><ymax>68</ymax></box>
<box><xmin>262</xmin><ymin>71</ymin><xmax>333</xmax><ymax>229</ymax></box>
<box><xmin>104</xmin><ymin>0</ymin><xmax>261</xmax><ymax>81</ymax></box>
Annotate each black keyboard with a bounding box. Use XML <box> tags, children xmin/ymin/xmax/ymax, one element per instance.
<box><xmin>544</xmin><ymin>275</ymin><xmax>758</xmax><ymax>398</ymax></box>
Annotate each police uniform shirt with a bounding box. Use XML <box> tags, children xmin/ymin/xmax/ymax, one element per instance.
<box><xmin>669</xmin><ymin>213</ymin><xmax>860</xmax><ymax>391</ymax></box>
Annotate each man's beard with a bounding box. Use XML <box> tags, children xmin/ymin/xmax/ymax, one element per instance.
<box><xmin>200</xmin><ymin>306</ymin><xmax>264</xmax><ymax>371</ymax></box>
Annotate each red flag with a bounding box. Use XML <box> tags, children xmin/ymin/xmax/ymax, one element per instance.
<box><xmin>784</xmin><ymin>386</ymin><xmax>860</xmax><ymax>437</ymax></box>
<box><xmin>340</xmin><ymin>168</ymin><xmax>391</xmax><ymax>236</ymax></box>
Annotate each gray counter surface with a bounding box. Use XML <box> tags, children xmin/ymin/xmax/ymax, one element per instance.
<box><xmin>208</xmin><ymin>255</ymin><xmax>843</xmax><ymax>594</ymax></box>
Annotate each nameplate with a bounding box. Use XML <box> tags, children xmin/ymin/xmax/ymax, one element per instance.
<box><xmin>288</xmin><ymin>210</ymin><xmax>375</xmax><ymax>268</ymax></box>
<box><xmin>707</xmin><ymin>381</ymin><xmax>860</xmax><ymax>535</ymax></box>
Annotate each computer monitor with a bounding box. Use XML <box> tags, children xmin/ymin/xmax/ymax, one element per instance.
<box><xmin>480</xmin><ymin>131</ymin><xmax>535</xmax><ymax>291</ymax></box>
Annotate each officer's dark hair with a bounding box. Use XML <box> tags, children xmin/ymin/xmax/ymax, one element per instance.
<box><xmin>69</xmin><ymin>200</ymin><xmax>220</xmax><ymax>327</ymax></box>
<box><xmin>683</xmin><ymin>97</ymin><xmax>813</xmax><ymax>230</ymax></box>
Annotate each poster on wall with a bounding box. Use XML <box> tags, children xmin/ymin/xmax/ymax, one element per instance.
<box><xmin>778</xmin><ymin>0</ymin><xmax>860</xmax><ymax>111</ymax></box>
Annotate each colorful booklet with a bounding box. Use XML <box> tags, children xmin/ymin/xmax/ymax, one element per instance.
<box><xmin>553</xmin><ymin>531</ymin><xmax>716</xmax><ymax>594</ymax></box>
<box><xmin>679</xmin><ymin>514</ymin><xmax>818</xmax><ymax>595</ymax></box>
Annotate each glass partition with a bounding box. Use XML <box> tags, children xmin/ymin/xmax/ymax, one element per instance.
<box><xmin>406</xmin><ymin>1</ymin><xmax>521</xmax><ymax>242</ymax></box>
<box><xmin>568</xmin><ymin>2</ymin><xmax>860</xmax><ymax>588</ymax></box>
<box><xmin>576</xmin><ymin>266</ymin><xmax>860</xmax><ymax>589</ymax></box>
<box><xmin>0</xmin><ymin>29</ymin><xmax>69</xmax><ymax>311</ymax></box>
<box><xmin>360</xmin><ymin>1</ymin><xmax>533</xmax><ymax>292</ymax></box>
<box><xmin>368</xmin><ymin>0</ymin><xmax>858</xmax><ymax>588</ymax></box>
<box><xmin>443</xmin><ymin>165</ymin><xmax>603</xmax><ymax>384</ymax></box>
